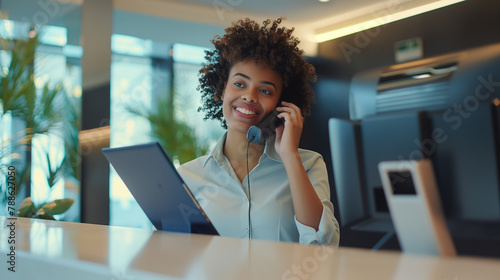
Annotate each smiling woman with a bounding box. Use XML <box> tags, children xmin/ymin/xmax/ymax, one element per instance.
<box><xmin>177</xmin><ymin>18</ymin><xmax>340</xmax><ymax>246</ymax></box>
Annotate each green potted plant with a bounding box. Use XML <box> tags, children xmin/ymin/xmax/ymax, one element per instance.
<box><xmin>127</xmin><ymin>95</ymin><xmax>208</xmax><ymax>165</ymax></box>
<box><xmin>0</xmin><ymin>14</ymin><xmax>78</xmax><ymax>219</ymax></box>
<box><xmin>126</xmin><ymin>66</ymin><xmax>208</xmax><ymax>164</ymax></box>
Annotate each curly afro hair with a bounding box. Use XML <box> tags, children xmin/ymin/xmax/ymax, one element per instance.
<box><xmin>197</xmin><ymin>17</ymin><xmax>317</xmax><ymax>128</ymax></box>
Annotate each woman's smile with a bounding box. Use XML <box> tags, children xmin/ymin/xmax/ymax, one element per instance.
<box><xmin>234</xmin><ymin>105</ymin><xmax>259</xmax><ymax>118</ymax></box>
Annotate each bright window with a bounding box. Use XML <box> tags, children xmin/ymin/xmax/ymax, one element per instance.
<box><xmin>0</xmin><ymin>17</ymin><xmax>82</xmax><ymax>220</ymax></box>
<box><xmin>109</xmin><ymin>39</ymin><xmax>224</xmax><ymax>229</ymax></box>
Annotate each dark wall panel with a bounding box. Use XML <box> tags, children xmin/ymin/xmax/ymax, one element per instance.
<box><xmin>318</xmin><ymin>0</ymin><xmax>500</xmax><ymax>78</ymax></box>
<box><xmin>80</xmin><ymin>83</ymin><xmax>110</xmax><ymax>225</ymax></box>
<box><xmin>81</xmin><ymin>83</ymin><xmax>111</xmax><ymax>131</ymax></box>
<box><xmin>304</xmin><ymin>0</ymin><xmax>500</xmax><ymax>252</ymax></box>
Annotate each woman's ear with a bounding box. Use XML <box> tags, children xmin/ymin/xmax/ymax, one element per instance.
<box><xmin>221</xmin><ymin>82</ymin><xmax>227</xmax><ymax>101</ymax></box>
<box><xmin>214</xmin><ymin>87</ymin><xmax>225</xmax><ymax>102</ymax></box>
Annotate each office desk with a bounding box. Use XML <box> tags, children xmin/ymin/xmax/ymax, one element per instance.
<box><xmin>1</xmin><ymin>217</ymin><xmax>499</xmax><ymax>280</ymax></box>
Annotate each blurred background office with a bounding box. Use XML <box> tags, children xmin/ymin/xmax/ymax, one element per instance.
<box><xmin>1</xmin><ymin>0</ymin><xmax>499</xmax><ymax>256</ymax></box>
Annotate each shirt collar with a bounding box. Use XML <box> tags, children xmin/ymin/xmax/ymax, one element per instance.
<box><xmin>263</xmin><ymin>134</ymin><xmax>282</xmax><ymax>162</ymax></box>
<box><xmin>203</xmin><ymin>133</ymin><xmax>227</xmax><ymax>167</ymax></box>
<box><xmin>203</xmin><ymin>132</ymin><xmax>282</xmax><ymax>167</ymax></box>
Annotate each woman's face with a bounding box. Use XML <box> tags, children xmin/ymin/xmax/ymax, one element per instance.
<box><xmin>222</xmin><ymin>57</ymin><xmax>283</xmax><ymax>136</ymax></box>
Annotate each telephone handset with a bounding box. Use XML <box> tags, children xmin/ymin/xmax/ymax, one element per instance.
<box><xmin>246</xmin><ymin>109</ymin><xmax>284</xmax><ymax>144</ymax></box>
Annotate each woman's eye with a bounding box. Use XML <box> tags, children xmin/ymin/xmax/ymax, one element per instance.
<box><xmin>260</xmin><ymin>89</ymin><xmax>271</xmax><ymax>95</ymax></box>
<box><xmin>234</xmin><ymin>82</ymin><xmax>244</xmax><ymax>88</ymax></box>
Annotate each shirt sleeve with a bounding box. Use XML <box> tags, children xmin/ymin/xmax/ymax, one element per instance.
<box><xmin>294</xmin><ymin>152</ymin><xmax>340</xmax><ymax>246</ymax></box>
<box><xmin>294</xmin><ymin>204</ymin><xmax>340</xmax><ymax>246</ymax></box>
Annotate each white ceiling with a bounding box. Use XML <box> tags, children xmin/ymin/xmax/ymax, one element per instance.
<box><xmin>1</xmin><ymin>0</ymin><xmax>451</xmax><ymax>35</ymax></box>
<box><xmin>1</xmin><ymin>0</ymin><xmax>450</xmax><ymax>55</ymax></box>
<box><xmin>114</xmin><ymin>0</ymin><xmax>420</xmax><ymax>54</ymax></box>
<box><xmin>117</xmin><ymin>0</ymin><xmax>419</xmax><ymax>29</ymax></box>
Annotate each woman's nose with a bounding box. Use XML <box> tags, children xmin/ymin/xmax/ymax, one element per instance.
<box><xmin>241</xmin><ymin>89</ymin><xmax>257</xmax><ymax>103</ymax></box>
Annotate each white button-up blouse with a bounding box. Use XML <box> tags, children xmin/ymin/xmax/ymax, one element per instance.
<box><xmin>177</xmin><ymin>133</ymin><xmax>340</xmax><ymax>245</ymax></box>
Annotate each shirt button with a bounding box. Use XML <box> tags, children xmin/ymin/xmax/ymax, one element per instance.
<box><xmin>245</xmin><ymin>228</ymin><xmax>249</xmax><ymax>234</ymax></box>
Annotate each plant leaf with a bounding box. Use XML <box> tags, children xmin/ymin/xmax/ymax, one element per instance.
<box><xmin>34</xmin><ymin>208</ymin><xmax>55</xmax><ymax>220</ymax></box>
<box><xmin>16</xmin><ymin>197</ymin><xmax>36</xmax><ymax>217</ymax></box>
<box><xmin>40</xmin><ymin>198</ymin><xmax>74</xmax><ymax>215</ymax></box>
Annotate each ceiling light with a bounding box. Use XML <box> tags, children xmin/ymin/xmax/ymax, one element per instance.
<box><xmin>314</xmin><ymin>0</ymin><xmax>465</xmax><ymax>42</ymax></box>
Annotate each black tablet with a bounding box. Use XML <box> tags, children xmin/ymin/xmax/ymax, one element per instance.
<box><xmin>102</xmin><ymin>142</ymin><xmax>219</xmax><ymax>235</ymax></box>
